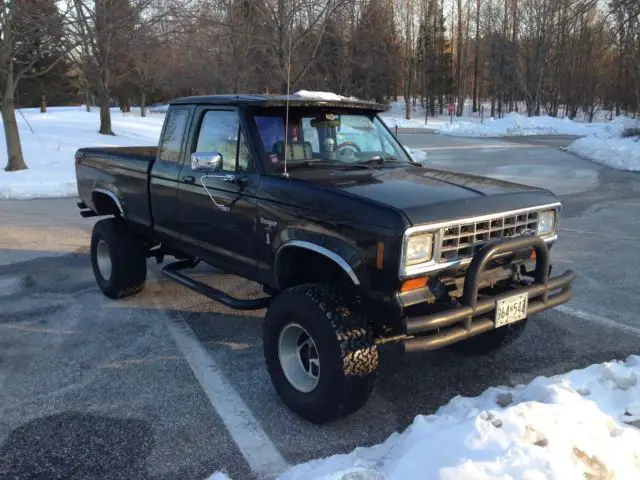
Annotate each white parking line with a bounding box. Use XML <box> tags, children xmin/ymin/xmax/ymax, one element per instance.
<box><xmin>163</xmin><ymin>312</ymin><xmax>289</xmax><ymax>478</ymax></box>
<box><xmin>555</xmin><ymin>305</ymin><xmax>640</xmax><ymax>337</ymax></box>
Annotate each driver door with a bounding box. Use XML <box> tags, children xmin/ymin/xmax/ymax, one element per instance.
<box><xmin>176</xmin><ymin>107</ymin><xmax>260</xmax><ymax>278</ymax></box>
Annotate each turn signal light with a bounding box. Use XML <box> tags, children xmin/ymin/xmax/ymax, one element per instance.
<box><xmin>401</xmin><ymin>277</ymin><xmax>428</xmax><ymax>292</ymax></box>
<box><xmin>530</xmin><ymin>249</ymin><xmax>537</xmax><ymax>261</ymax></box>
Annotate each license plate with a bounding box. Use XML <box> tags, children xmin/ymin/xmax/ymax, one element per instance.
<box><xmin>495</xmin><ymin>293</ymin><xmax>528</xmax><ymax>328</ymax></box>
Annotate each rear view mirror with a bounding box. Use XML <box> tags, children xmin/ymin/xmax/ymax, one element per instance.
<box><xmin>191</xmin><ymin>152</ymin><xmax>222</xmax><ymax>172</ymax></box>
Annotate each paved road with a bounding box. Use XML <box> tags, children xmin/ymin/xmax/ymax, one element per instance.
<box><xmin>1</xmin><ymin>133</ymin><xmax>639</xmax><ymax>480</ymax></box>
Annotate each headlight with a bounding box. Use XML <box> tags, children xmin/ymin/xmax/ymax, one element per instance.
<box><xmin>405</xmin><ymin>233</ymin><xmax>433</xmax><ymax>266</ymax></box>
<box><xmin>537</xmin><ymin>210</ymin><xmax>556</xmax><ymax>236</ymax></box>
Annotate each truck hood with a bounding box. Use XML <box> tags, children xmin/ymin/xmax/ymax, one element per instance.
<box><xmin>292</xmin><ymin>165</ymin><xmax>558</xmax><ymax>225</ymax></box>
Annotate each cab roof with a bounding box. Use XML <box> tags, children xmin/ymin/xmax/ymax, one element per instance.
<box><xmin>169</xmin><ymin>94</ymin><xmax>388</xmax><ymax>112</ymax></box>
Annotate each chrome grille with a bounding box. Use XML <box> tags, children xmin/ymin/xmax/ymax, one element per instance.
<box><xmin>438</xmin><ymin>211</ymin><xmax>540</xmax><ymax>262</ymax></box>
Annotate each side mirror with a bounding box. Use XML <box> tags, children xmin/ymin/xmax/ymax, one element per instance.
<box><xmin>191</xmin><ymin>152</ymin><xmax>222</xmax><ymax>172</ymax></box>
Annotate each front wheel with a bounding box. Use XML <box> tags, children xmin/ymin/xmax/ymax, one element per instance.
<box><xmin>262</xmin><ymin>283</ymin><xmax>379</xmax><ymax>424</ymax></box>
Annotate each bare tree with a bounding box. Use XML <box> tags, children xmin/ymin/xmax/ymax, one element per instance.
<box><xmin>69</xmin><ymin>0</ymin><xmax>190</xmax><ymax>135</ymax></box>
<box><xmin>0</xmin><ymin>0</ymin><xmax>73</xmax><ymax>171</ymax></box>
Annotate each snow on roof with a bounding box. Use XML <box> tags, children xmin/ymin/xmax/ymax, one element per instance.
<box><xmin>293</xmin><ymin>90</ymin><xmax>359</xmax><ymax>102</ymax></box>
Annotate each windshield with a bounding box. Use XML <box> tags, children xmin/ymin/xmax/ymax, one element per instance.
<box><xmin>247</xmin><ymin>108</ymin><xmax>412</xmax><ymax>171</ymax></box>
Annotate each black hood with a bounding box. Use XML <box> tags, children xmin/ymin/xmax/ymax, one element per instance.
<box><xmin>291</xmin><ymin>165</ymin><xmax>557</xmax><ymax>225</ymax></box>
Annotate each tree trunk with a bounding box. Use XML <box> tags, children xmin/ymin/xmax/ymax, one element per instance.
<box><xmin>404</xmin><ymin>90</ymin><xmax>412</xmax><ymax>119</ymax></box>
<box><xmin>455</xmin><ymin>0</ymin><xmax>464</xmax><ymax>116</ymax></box>
<box><xmin>98</xmin><ymin>69</ymin><xmax>114</xmax><ymax>135</ymax></box>
<box><xmin>472</xmin><ymin>0</ymin><xmax>480</xmax><ymax>113</ymax></box>
<box><xmin>41</xmin><ymin>93</ymin><xmax>47</xmax><ymax>113</ymax></box>
<box><xmin>2</xmin><ymin>98</ymin><xmax>28</xmax><ymax>172</ymax></box>
<box><xmin>140</xmin><ymin>91</ymin><xmax>146</xmax><ymax>117</ymax></box>
<box><xmin>83</xmin><ymin>76</ymin><xmax>92</xmax><ymax>112</ymax></box>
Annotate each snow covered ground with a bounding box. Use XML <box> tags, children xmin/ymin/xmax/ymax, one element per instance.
<box><xmin>205</xmin><ymin>356</ymin><xmax>640</xmax><ymax>480</ymax></box>
<box><xmin>0</xmin><ymin>106</ymin><xmax>163</xmax><ymax>199</ymax></box>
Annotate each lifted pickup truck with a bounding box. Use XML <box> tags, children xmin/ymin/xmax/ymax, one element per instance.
<box><xmin>75</xmin><ymin>93</ymin><xmax>575</xmax><ymax>424</ymax></box>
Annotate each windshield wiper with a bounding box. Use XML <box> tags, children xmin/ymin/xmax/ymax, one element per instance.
<box><xmin>279</xmin><ymin>160</ymin><xmax>339</xmax><ymax>169</ymax></box>
<box><xmin>354</xmin><ymin>156</ymin><xmax>408</xmax><ymax>166</ymax></box>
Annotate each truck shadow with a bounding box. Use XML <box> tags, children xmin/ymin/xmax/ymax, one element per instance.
<box><xmin>0</xmin><ymin>412</ymin><xmax>154</xmax><ymax>480</ymax></box>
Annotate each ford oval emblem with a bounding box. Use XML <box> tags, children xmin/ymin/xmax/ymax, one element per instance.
<box><xmin>521</xmin><ymin>228</ymin><xmax>536</xmax><ymax>236</ymax></box>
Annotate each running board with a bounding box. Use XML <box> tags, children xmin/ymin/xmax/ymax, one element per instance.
<box><xmin>161</xmin><ymin>259</ymin><xmax>271</xmax><ymax>311</ymax></box>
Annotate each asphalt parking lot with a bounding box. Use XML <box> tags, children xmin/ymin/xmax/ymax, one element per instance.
<box><xmin>1</xmin><ymin>132</ymin><xmax>639</xmax><ymax>480</ymax></box>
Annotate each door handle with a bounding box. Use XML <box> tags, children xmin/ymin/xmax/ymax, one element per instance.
<box><xmin>182</xmin><ymin>175</ymin><xmax>195</xmax><ymax>184</ymax></box>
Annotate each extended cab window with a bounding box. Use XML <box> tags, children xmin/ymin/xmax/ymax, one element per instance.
<box><xmin>158</xmin><ymin>107</ymin><xmax>190</xmax><ymax>162</ymax></box>
<box><xmin>194</xmin><ymin>110</ymin><xmax>251</xmax><ymax>172</ymax></box>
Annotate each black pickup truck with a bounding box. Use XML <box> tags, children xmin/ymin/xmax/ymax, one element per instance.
<box><xmin>75</xmin><ymin>93</ymin><xmax>575</xmax><ymax>424</ymax></box>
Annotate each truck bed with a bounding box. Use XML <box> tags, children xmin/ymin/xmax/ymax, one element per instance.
<box><xmin>76</xmin><ymin>146</ymin><xmax>158</xmax><ymax>170</ymax></box>
<box><xmin>75</xmin><ymin>146</ymin><xmax>159</xmax><ymax>230</ymax></box>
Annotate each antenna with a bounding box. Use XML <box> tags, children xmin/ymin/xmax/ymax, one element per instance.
<box><xmin>282</xmin><ymin>24</ymin><xmax>294</xmax><ymax>179</ymax></box>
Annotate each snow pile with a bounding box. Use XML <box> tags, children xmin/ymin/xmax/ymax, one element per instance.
<box><xmin>205</xmin><ymin>473</ymin><xmax>232</xmax><ymax>480</ymax></box>
<box><xmin>438</xmin><ymin>112</ymin><xmax>609</xmax><ymax>137</ymax></box>
<box><xmin>279</xmin><ymin>355</ymin><xmax>640</xmax><ymax>480</ymax></box>
<box><xmin>0</xmin><ymin>106</ymin><xmax>164</xmax><ymax>199</ymax></box>
<box><xmin>566</xmin><ymin>116</ymin><xmax>640</xmax><ymax>172</ymax></box>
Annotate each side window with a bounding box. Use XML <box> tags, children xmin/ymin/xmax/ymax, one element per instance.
<box><xmin>158</xmin><ymin>107</ymin><xmax>190</xmax><ymax>163</ymax></box>
<box><xmin>195</xmin><ymin>110</ymin><xmax>252</xmax><ymax>172</ymax></box>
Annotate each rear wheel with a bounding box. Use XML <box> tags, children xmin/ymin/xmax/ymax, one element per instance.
<box><xmin>90</xmin><ymin>218</ymin><xmax>147</xmax><ymax>299</ymax></box>
<box><xmin>263</xmin><ymin>283</ymin><xmax>379</xmax><ymax>424</ymax></box>
<box><xmin>452</xmin><ymin>318</ymin><xmax>528</xmax><ymax>355</ymax></box>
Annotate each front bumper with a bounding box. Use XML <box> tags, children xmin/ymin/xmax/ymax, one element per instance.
<box><xmin>399</xmin><ymin>236</ymin><xmax>575</xmax><ymax>353</ymax></box>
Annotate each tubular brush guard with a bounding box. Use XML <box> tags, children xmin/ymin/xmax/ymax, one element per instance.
<box><xmin>401</xmin><ymin>236</ymin><xmax>575</xmax><ymax>353</ymax></box>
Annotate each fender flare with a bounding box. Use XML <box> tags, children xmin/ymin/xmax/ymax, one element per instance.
<box><xmin>92</xmin><ymin>187</ymin><xmax>124</xmax><ymax>216</ymax></box>
<box><xmin>272</xmin><ymin>228</ymin><xmax>366</xmax><ymax>289</ymax></box>
<box><xmin>275</xmin><ymin>240</ymin><xmax>361</xmax><ymax>287</ymax></box>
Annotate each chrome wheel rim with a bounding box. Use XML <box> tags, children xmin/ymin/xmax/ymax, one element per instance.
<box><xmin>278</xmin><ymin>323</ymin><xmax>320</xmax><ymax>393</ymax></box>
<box><xmin>96</xmin><ymin>239</ymin><xmax>112</xmax><ymax>282</ymax></box>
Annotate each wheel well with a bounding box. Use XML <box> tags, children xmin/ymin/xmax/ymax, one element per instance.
<box><xmin>92</xmin><ymin>191</ymin><xmax>122</xmax><ymax>216</ymax></box>
<box><xmin>276</xmin><ymin>247</ymin><xmax>357</xmax><ymax>291</ymax></box>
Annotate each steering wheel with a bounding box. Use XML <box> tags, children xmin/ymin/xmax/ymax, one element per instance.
<box><xmin>336</xmin><ymin>142</ymin><xmax>361</xmax><ymax>156</ymax></box>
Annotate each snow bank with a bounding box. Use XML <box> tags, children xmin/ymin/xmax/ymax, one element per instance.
<box><xmin>438</xmin><ymin>112</ymin><xmax>608</xmax><ymax>137</ymax></box>
<box><xmin>279</xmin><ymin>355</ymin><xmax>640</xmax><ymax>480</ymax></box>
<box><xmin>566</xmin><ymin>117</ymin><xmax>640</xmax><ymax>172</ymax></box>
<box><xmin>0</xmin><ymin>107</ymin><xmax>163</xmax><ymax>199</ymax></box>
